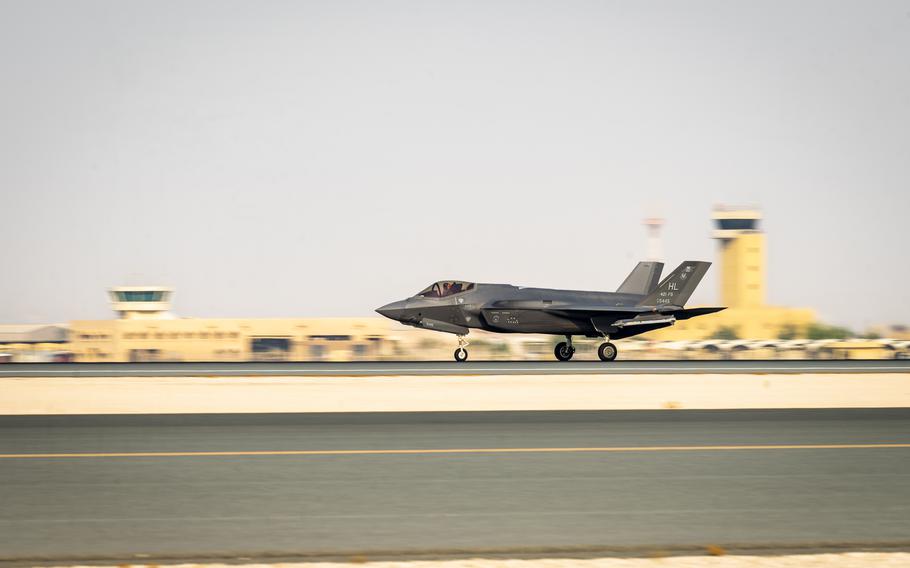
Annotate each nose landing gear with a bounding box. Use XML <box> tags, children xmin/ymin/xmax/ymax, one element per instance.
<box><xmin>554</xmin><ymin>335</ymin><xmax>575</xmax><ymax>361</ymax></box>
<box><xmin>454</xmin><ymin>335</ymin><xmax>469</xmax><ymax>362</ymax></box>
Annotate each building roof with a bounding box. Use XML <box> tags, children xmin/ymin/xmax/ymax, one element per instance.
<box><xmin>0</xmin><ymin>324</ymin><xmax>69</xmax><ymax>344</ymax></box>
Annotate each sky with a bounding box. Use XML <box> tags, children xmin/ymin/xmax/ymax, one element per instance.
<box><xmin>1</xmin><ymin>0</ymin><xmax>909</xmax><ymax>330</ymax></box>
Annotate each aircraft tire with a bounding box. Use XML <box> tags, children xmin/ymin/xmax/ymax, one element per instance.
<box><xmin>597</xmin><ymin>342</ymin><xmax>618</xmax><ymax>362</ymax></box>
<box><xmin>554</xmin><ymin>342</ymin><xmax>575</xmax><ymax>361</ymax></box>
<box><xmin>454</xmin><ymin>347</ymin><xmax>468</xmax><ymax>362</ymax></box>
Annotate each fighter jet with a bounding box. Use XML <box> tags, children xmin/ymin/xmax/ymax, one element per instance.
<box><xmin>376</xmin><ymin>261</ymin><xmax>725</xmax><ymax>362</ymax></box>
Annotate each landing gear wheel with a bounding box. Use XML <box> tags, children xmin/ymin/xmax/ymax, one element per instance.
<box><xmin>597</xmin><ymin>342</ymin><xmax>618</xmax><ymax>362</ymax></box>
<box><xmin>454</xmin><ymin>347</ymin><xmax>468</xmax><ymax>362</ymax></box>
<box><xmin>554</xmin><ymin>342</ymin><xmax>575</xmax><ymax>361</ymax></box>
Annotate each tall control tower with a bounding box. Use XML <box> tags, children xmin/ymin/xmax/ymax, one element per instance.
<box><xmin>712</xmin><ymin>206</ymin><xmax>765</xmax><ymax>309</ymax></box>
<box><xmin>108</xmin><ymin>286</ymin><xmax>175</xmax><ymax>320</ymax></box>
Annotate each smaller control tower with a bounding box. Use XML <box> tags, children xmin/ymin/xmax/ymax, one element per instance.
<box><xmin>108</xmin><ymin>286</ymin><xmax>174</xmax><ymax>320</ymax></box>
<box><xmin>712</xmin><ymin>206</ymin><xmax>765</xmax><ymax>309</ymax></box>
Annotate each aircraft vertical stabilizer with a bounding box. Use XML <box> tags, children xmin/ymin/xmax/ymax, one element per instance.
<box><xmin>638</xmin><ymin>261</ymin><xmax>711</xmax><ymax>307</ymax></box>
<box><xmin>616</xmin><ymin>261</ymin><xmax>664</xmax><ymax>295</ymax></box>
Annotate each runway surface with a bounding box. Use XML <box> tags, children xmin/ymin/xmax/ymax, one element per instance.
<box><xmin>2</xmin><ymin>410</ymin><xmax>910</xmax><ymax>563</ymax></box>
<box><xmin>2</xmin><ymin>359</ymin><xmax>908</xmax><ymax>377</ymax></box>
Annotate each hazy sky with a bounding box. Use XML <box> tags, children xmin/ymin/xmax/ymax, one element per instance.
<box><xmin>2</xmin><ymin>0</ymin><xmax>909</xmax><ymax>329</ymax></box>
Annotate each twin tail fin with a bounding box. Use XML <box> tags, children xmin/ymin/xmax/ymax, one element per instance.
<box><xmin>637</xmin><ymin>261</ymin><xmax>711</xmax><ymax>307</ymax></box>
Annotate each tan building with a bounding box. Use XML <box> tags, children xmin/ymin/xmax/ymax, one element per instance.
<box><xmin>69</xmin><ymin>287</ymin><xmax>398</xmax><ymax>362</ymax></box>
<box><xmin>70</xmin><ymin>316</ymin><xmax>400</xmax><ymax>362</ymax></box>
<box><xmin>650</xmin><ymin>206</ymin><xmax>815</xmax><ymax>340</ymax></box>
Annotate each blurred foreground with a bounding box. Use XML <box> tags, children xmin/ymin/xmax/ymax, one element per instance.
<box><xmin>2</xmin><ymin>319</ymin><xmax>909</xmax><ymax>363</ymax></box>
<box><xmin>4</xmin><ymin>368</ymin><xmax>908</xmax><ymax>414</ymax></box>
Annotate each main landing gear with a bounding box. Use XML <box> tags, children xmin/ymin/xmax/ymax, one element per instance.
<box><xmin>554</xmin><ymin>335</ymin><xmax>619</xmax><ymax>361</ymax></box>
<box><xmin>597</xmin><ymin>341</ymin><xmax>618</xmax><ymax>362</ymax></box>
<box><xmin>454</xmin><ymin>335</ymin><xmax>469</xmax><ymax>362</ymax></box>
<box><xmin>554</xmin><ymin>336</ymin><xmax>575</xmax><ymax>361</ymax></box>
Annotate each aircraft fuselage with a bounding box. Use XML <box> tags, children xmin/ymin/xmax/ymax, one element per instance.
<box><xmin>377</xmin><ymin>284</ymin><xmax>652</xmax><ymax>338</ymax></box>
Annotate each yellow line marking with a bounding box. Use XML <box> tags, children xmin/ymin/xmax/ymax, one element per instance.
<box><xmin>1</xmin><ymin>444</ymin><xmax>910</xmax><ymax>459</ymax></box>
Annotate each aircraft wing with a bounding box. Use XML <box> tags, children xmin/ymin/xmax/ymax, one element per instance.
<box><xmin>487</xmin><ymin>300</ymin><xmax>725</xmax><ymax>327</ymax></box>
<box><xmin>672</xmin><ymin>306</ymin><xmax>726</xmax><ymax>319</ymax></box>
<box><xmin>608</xmin><ymin>306</ymin><xmax>725</xmax><ymax>329</ymax></box>
<box><xmin>544</xmin><ymin>305</ymin><xmax>726</xmax><ymax>330</ymax></box>
<box><xmin>489</xmin><ymin>300</ymin><xmax>653</xmax><ymax>315</ymax></box>
<box><xmin>540</xmin><ymin>304</ymin><xmax>663</xmax><ymax>317</ymax></box>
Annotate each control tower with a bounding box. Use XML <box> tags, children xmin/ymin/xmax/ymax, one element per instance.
<box><xmin>712</xmin><ymin>206</ymin><xmax>765</xmax><ymax>309</ymax></box>
<box><xmin>108</xmin><ymin>286</ymin><xmax>174</xmax><ymax>320</ymax></box>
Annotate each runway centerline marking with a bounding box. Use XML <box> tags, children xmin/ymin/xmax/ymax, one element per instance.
<box><xmin>2</xmin><ymin>443</ymin><xmax>910</xmax><ymax>459</ymax></box>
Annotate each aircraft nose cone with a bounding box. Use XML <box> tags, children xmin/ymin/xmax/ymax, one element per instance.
<box><xmin>376</xmin><ymin>300</ymin><xmax>407</xmax><ymax>321</ymax></box>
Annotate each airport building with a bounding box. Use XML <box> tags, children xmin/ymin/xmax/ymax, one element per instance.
<box><xmin>0</xmin><ymin>324</ymin><xmax>71</xmax><ymax>362</ymax></box>
<box><xmin>69</xmin><ymin>288</ymin><xmax>397</xmax><ymax>362</ymax></box>
<box><xmin>650</xmin><ymin>206</ymin><xmax>815</xmax><ymax>340</ymax></box>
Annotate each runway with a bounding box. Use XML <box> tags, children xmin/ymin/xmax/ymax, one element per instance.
<box><xmin>2</xmin><ymin>410</ymin><xmax>910</xmax><ymax>563</ymax></box>
<box><xmin>2</xmin><ymin>359</ymin><xmax>908</xmax><ymax>377</ymax></box>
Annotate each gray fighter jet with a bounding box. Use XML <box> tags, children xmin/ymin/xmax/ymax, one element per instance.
<box><xmin>376</xmin><ymin>261</ymin><xmax>725</xmax><ymax>362</ymax></box>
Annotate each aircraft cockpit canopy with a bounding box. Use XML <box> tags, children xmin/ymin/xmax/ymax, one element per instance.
<box><xmin>416</xmin><ymin>281</ymin><xmax>475</xmax><ymax>298</ymax></box>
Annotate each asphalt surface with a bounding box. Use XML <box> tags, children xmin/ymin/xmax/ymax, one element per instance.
<box><xmin>2</xmin><ymin>359</ymin><xmax>908</xmax><ymax>377</ymax></box>
<box><xmin>2</xmin><ymin>410</ymin><xmax>910</xmax><ymax>563</ymax></box>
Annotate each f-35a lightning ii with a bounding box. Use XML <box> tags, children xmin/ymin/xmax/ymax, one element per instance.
<box><xmin>376</xmin><ymin>261</ymin><xmax>725</xmax><ymax>362</ymax></box>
